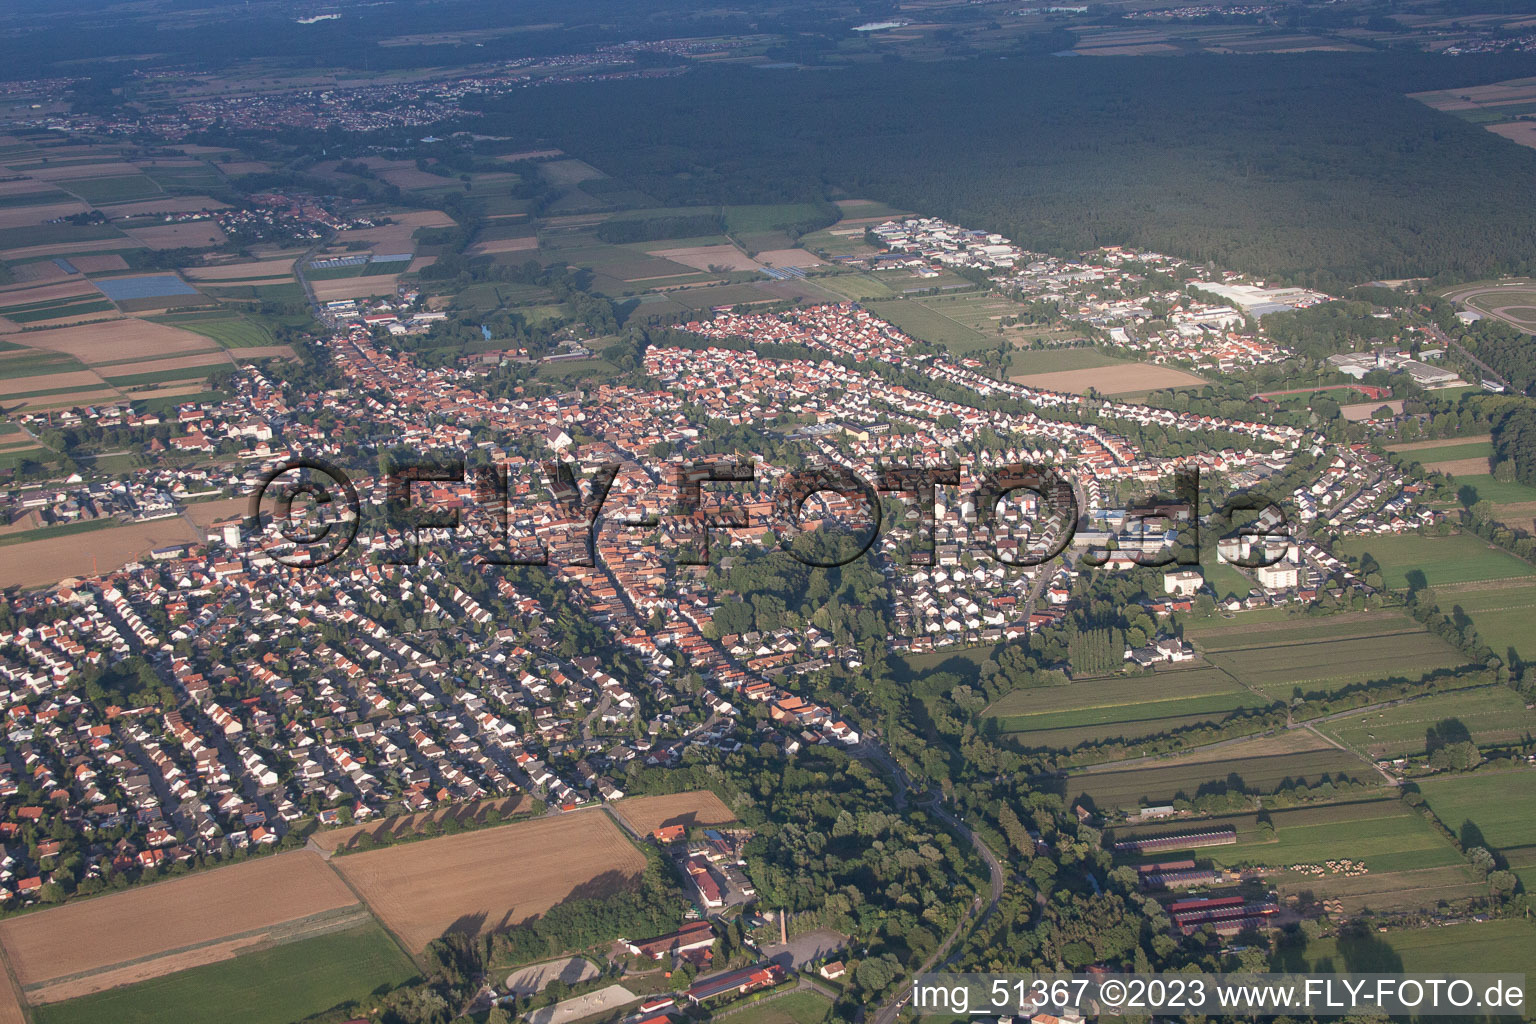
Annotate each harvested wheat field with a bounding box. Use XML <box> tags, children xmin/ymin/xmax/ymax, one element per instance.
<box><xmin>1010</xmin><ymin>363</ymin><xmax>1205</xmax><ymax>395</ymax></box>
<box><xmin>184</xmin><ymin>260</ymin><xmax>296</xmax><ymax>282</ymax></box>
<box><xmin>0</xmin><ymin>201</ymin><xmax>90</xmax><ymax>230</ymax></box>
<box><xmin>613</xmin><ymin>791</ymin><xmax>736</xmax><ymax>836</ymax></box>
<box><xmin>0</xmin><ymin>517</ymin><xmax>204</xmax><ymax>588</ymax></box>
<box><xmin>9</xmin><ymin>261</ymin><xmax>73</xmax><ymax>284</ymax></box>
<box><xmin>0</xmin><ymin>850</ymin><xmax>361</xmax><ymax>1004</ymax></box>
<box><xmin>332</xmin><ymin>812</ymin><xmax>644</xmax><ymax>951</ymax></box>
<box><xmin>1424</xmin><ymin>456</ymin><xmax>1492</xmax><ymax>476</ymax></box>
<box><xmin>16</xmin><ymin>319</ymin><xmax>212</xmax><ymax>363</ymax></box>
<box><xmin>467</xmin><ymin>234</ymin><xmax>538</xmax><ymax>256</ymax></box>
<box><xmin>0</xmin><ymin>370</ymin><xmax>111</xmax><ymax>398</ymax></box>
<box><xmin>124</xmin><ymin>222</ymin><xmax>229</xmax><ymax>249</ymax></box>
<box><xmin>67</xmin><ymin>254</ymin><xmax>130</xmax><ymax>274</ymax></box>
<box><xmin>0</xmin><ymin>238</ymin><xmax>140</xmax><ymax>263</ymax></box>
<box><xmin>0</xmin><ymin>279</ymin><xmax>99</xmax><ymax>303</ymax></box>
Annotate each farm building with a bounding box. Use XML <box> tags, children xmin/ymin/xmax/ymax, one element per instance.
<box><xmin>1168</xmin><ymin>895</ymin><xmax>1278</xmax><ymax>935</ymax></box>
<box><xmin>624</xmin><ymin>921</ymin><xmax>716</xmax><ymax>960</ymax></box>
<box><xmin>1114</xmin><ymin>827</ymin><xmax>1237</xmax><ymax>855</ymax></box>
<box><xmin>686</xmin><ymin>962</ymin><xmax>785</xmax><ymax>1004</ymax></box>
<box><xmin>1140</xmin><ymin>867</ymin><xmax>1219</xmax><ymax>890</ymax></box>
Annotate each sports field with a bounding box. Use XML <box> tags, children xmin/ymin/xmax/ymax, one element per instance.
<box><xmin>1339</xmin><ymin>533</ymin><xmax>1535</xmax><ymax>588</ymax></box>
<box><xmin>1318</xmin><ymin>685</ymin><xmax>1536</xmax><ymax>758</ymax></box>
<box><xmin>30</xmin><ymin>921</ymin><xmax>415</xmax><ymax>1024</ymax></box>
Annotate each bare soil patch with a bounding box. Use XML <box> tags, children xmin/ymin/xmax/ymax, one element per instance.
<box><xmin>312</xmin><ymin>275</ymin><xmax>402</xmax><ymax>302</ymax></box>
<box><xmin>17</xmin><ymin>319</ymin><xmax>215</xmax><ymax>363</ymax></box>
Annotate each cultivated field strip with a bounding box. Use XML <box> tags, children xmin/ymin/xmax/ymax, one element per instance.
<box><xmin>0</xmin><ymin>851</ymin><xmax>359</xmax><ymax>997</ymax></box>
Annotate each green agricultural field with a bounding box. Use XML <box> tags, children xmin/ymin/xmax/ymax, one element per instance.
<box><xmin>58</xmin><ymin>174</ymin><xmax>164</xmax><ymax>205</ymax></box>
<box><xmin>865</xmin><ymin>296</ymin><xmax>993</xmax><ymax>353</ymax></box>
<box><xmin>1293</xmin><ymin>919</ymin><xmax>1536</xmax><ymax>977</ymax></box>
<box><xmin>32</xmin><ymin>921</ymin><xmax>417</xmax><ymax>1024</ymax></box>
<box><xmin>1339</xmin><ymin>532</ymin><xmax>1535</xmax><ymax>588</ymax></box>
<box><xmin>0</xmin><ymin>350</ymin><xmax>86</xmax><ymax>380</ymax></box>
<box><xmin>805</xmin><ymin>272</ymin><xmax>897</xmax><ymax>301</ymax></box>
<box><xmin>723</xmin><ymin>203</ymin><xmax>831</xmax><ymax>235</ymax></box>
<box><xmin>721</xmin><ymin>990</ymin><xmax>834</xmax><ymax>1024</ymax></box>
<box><xmin>133</xmin><ymin>389</ymin><xmax>226</xmax><ymax>414</ymax></box>
<box><xmin>986</xmin><ymin>667</ymin><xmax>1270</xmax><ymax>747</ymax></box>
<box><xmin>149</xmin><ymin>312</ymin><xmax>278</xmax><ymax>348</ymax></box>
<box><xmin>1066</xmin><ymin>736</ymin><xmax>1380</xmax><ymax>810</ymax></box>
<box><xmin>103</xmin><ymin>364</ymin><xmax>225</xmax><ymax>388</ymax></box>
<box><xmin>6</xmin><ymin>299</ymin><xmax>116</xmax><ymax>323</ymax></box>
<box><xmin>1205</xmin><ymin>631</ymin><xmax>1467</xmax><ymax>698</ymax></box>
<box><xmin>142</xmin><ymin>164</ymin><xmax>224</xmax><ymax>190</ymax></box>
<box><xmin>1318</xmin><ymin>685</ymin><xmax>1536</xmax><ymax>759</ymax></box>
<box><xmin>1434</xmin><ymin>579</ymin><xmax>1536</xmax><ymax>664</ymax></box>
<box><xmin>1452</xmin><ymin>472</ymin><xmax>1536</xmax><ymax>506</ymax></box>
<box><xmin>912</xmin><ymin>291</ymin><xmax>1024</xmax><ymax>330</ymax></box>
<box><xmin>0</xmin><ymin>222</ymin><xmax>124</xmax><ymax>249</ymax></box>
<box><xmin>1184</xmin><ymin>610</ymin><xmax>1437</xmax><ymax>650</ymax></box>
<box><xmin>1395</xmin><ymin>440</ymin><xmax>1493</xmax><ymax>464</ymax></box>
<box><xmin>1417</xmin><ymin>770</ymin><xmax>1536</xmax><ymax>851</ymax></box>
<box><xmin>202</xmin><ymin>282</ymin><xmax>306</xmax><ymax>303</ymax></box>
